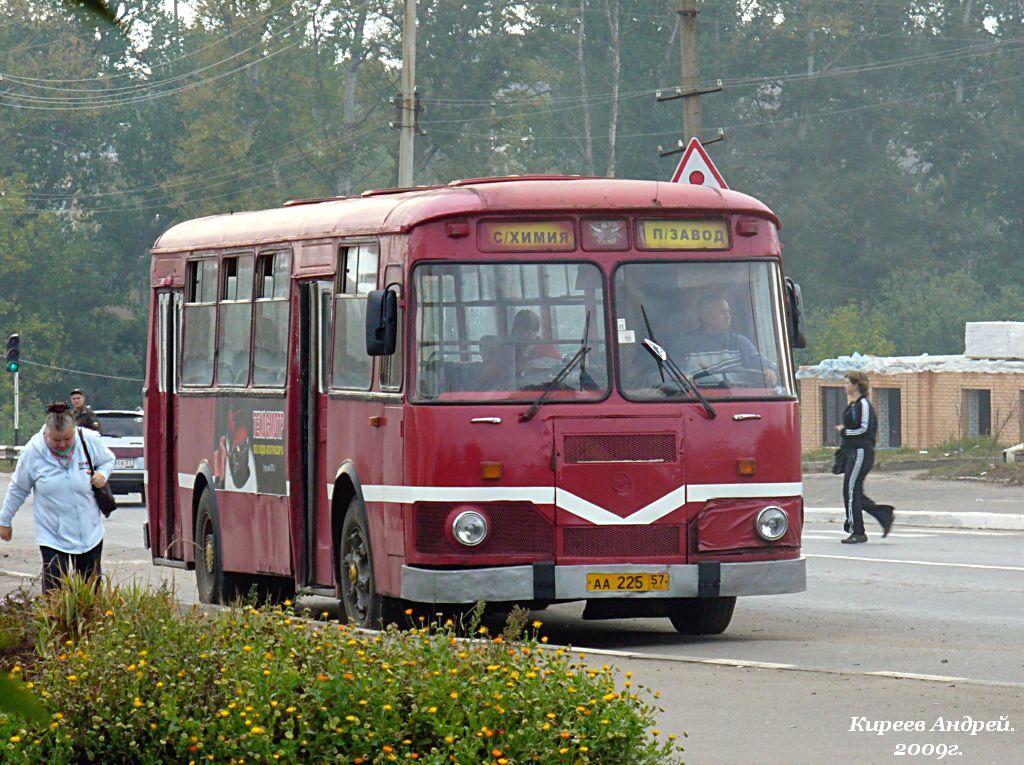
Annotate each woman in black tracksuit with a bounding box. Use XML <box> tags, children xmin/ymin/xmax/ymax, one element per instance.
<box><xmin>836</xmin><ymin>372</ymin><xmax>894</xmax><ymax>543</ymax></box>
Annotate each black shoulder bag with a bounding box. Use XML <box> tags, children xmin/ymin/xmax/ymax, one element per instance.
<box><xmin>831</xmin><ymin>448</ymin><xmax>848</xmax><ymax>475</ymax></box>
<box><xmin>81</xmin><ymin>435</ymin><xmax>117</xmax><ymax>518</ymax></box>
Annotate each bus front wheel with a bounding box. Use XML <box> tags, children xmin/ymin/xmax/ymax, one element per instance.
<box><xmin>338</xmin><ymin>499</ymin><xmax>403</xmax><ymax>629</ymax></box>
<box><xmin>668</xmin><ymin>596</ymin><xmax>737</xmax><ymax>635</ymax></box>
<box><xmin>194</xmin><ymin>489</ymin><xmax>242</xmax><ymax>605</ymax></box>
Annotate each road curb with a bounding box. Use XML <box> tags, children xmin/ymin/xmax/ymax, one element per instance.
<box><xmin>805</xmin><ymin>508</ymin><xmax>1024</xmax><ymax>531</ymax></box>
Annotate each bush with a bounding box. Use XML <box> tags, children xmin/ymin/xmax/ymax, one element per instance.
<box><xmin>0</xmin><ymin>580</ymin><xmax>682</xmax><ymax>764</ymax></box>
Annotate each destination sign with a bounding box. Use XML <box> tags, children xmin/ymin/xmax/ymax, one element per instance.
<box><xmin>636</xmin><ymin>219</ymin><xmax>730</xmax><ymax>251</ymax></box>
<box><xmin>478</xmin><ymin>220</ymin><xmax>576</xmax><ymax>252</ymax></box>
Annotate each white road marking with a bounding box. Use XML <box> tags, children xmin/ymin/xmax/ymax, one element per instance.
<box><xmin>802</xmin><ymin>530</ymin><xmax>934</xmax><ymax>539</ymax></box>
<box><xmin>807</xmin><ymin>553</ymin><xmax>1024</xmax><ymax>573</ymax></box>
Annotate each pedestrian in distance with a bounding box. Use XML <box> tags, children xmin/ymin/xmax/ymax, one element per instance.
<box><xmin>70</xmin><ymin>387</ymin><xmax>102</xmax><ymax>432</ymax></box>
<box><xmin>0</xmin><ymin>402</ymin><xmax>115</xmax><ymax>592</ymax></box>
<box><xmin>835</xmin><ymin>372</ymin><xmax>895</xmax><ymax>543</ymax></box>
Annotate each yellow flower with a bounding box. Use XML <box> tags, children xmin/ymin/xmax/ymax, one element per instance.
<box><xmin>242</xmin><ymin>646</ymin><xmax>253</xmax><ymax>653</ymax></box>
<box><xmin>558</xmin><ymin>748</ymin><xmax>568</xmax><ymax>755</ymax></box>
<box><xmin>250</xmin><ymin>726</ymin><xmax>265</xmax><ymax>734</ymax></box>
<box><xmin>652</xmin><ymin>729</ymin><xmax>660</xmax><ymax>736</ymax></box>
<box><xmin>283</xmin><ymin>599</ymin><xmax>293</xmax><ymax>607</ymax></box>
<box><xmin>532</xmin><ymin>620</ymin><xmax>543</xmax><ymax>628</ymax></box>
<box><xmin>345</xmin><ymin>715</ymin><xmax>358</xmax><ymax>723</ymax></box>
<box><xmin>10</xmin><ymin>736</ymin><xmax>21</xmax><ymax>743</ymax></box>
<box><xmin>427</xmin><ymin>707</ymin><xmax>437</xmax><ymax>714</ymax></box>
<box><xmin>286</xmin><ymin>707</ymin><xmax>296</xmax><ymax>714</ymax></box>
<box><xmin>449</xmin><ymin>692</ymin><xmax>458</xmax><ymax>699</ymax></box>
<box><xmin>133</xmin><ymin>698</ymin><xmax>143</xmax><ymax>708</ymax></box>
<box><xmin>382</xmin><ymin>704</ymin><xmax>392</xmax><ymax>711</ymax></box>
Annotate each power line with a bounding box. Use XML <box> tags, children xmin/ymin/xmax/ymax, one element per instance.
<box><xmin>0</xmin><ymin>1</ymin><xmax>294</xmax><ymax>85</ymax></box>
<box><xmin>20</xmin><ymin>359</ymin><xmax>144</xmax><ymax>382</ymax></box>
<box><xmin>1</xmin><ymin>10</ymin><xmax>309</xmax><ymax>97</ymax></box>
<box><xmin>0</xmin><ymin>41</ymin><xmax>297</xmax><ymax>111</ymax></box>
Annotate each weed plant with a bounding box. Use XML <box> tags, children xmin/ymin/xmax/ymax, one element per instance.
<box><xmin>0</xmin><ymin>578</ymin><xmax>682</xmax><ymax>764</ymax></box>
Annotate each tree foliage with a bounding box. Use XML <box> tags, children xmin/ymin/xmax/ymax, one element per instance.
<box><xmin>1</xmin><ymin>0</ymin><xmax>1023</xmax><ymax>439</ymax></box>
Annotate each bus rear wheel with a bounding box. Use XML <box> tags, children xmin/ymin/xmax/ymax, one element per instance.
<box><xmin>194</xmin><ymin>489</ymin><xmax>242</xmax><ymax>605</ymax></box>
<box><xmin>668</xmin><ymin>596</ymin><xmax>737</xmax><ymax>635</ymax></box>
<box><xmin>338</xmin><ymin>499</ymin><xmax>403</xmax><ymax>629</ymax></box>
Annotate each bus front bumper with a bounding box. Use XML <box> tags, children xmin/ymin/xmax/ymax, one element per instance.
<box><xmin>400</xmin><ymin>557</ymin><xmax>806</xmax><ymax>604</ymax></box>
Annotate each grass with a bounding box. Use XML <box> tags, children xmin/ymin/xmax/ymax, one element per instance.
<box><xmin>0</xmin><ymin>578</ymin><xmax>682</xmax><ymax>764</ymax></box>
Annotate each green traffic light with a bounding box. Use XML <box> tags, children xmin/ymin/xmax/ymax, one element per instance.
<box><xmin>6</xmin><ymin>362</ymin><xmax>18</xmax><ymax>373</ymax></box>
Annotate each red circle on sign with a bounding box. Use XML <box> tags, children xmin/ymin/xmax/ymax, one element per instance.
<box><xmin>689</xmin><ymin>170</ymin><xmax>705</xmax><ymax>185</ymax></box>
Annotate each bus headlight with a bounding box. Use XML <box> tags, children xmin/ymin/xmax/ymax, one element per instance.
<box><xmin>755</xmin><ymin>506</ymin><xmax>789</xmax><ymax>541</ymax></box>
<box><xmin>452</xmin><ymin>510</ymin><xmax>488</xmax><ymax>547</ymax></box>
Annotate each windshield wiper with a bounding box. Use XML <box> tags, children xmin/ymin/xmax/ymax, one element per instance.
<box><xmin>641</xmin><ymin>338</ymin><xmax>717</xmax><ymax>419</ymax></box>
<box><xmin>521</xmin><ymin>313</ymin><xmax>592</xmax><ymax>422</ymax></box>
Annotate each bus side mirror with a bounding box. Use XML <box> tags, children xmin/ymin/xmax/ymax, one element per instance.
<box><xmin>785</xmin><ymin>278</ymin><xmax>806</xmax><ymax>349</ymax></box>
<box><xmin>366</xmin><ymin>289</ymin><xmax>398</xmax><ymax>356</ymax></box>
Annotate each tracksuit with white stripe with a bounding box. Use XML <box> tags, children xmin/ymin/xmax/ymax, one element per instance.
<box><xmin>841</xmin><ymin>396</ymin><xmax>890</xmax><ymax>535</ymax></box>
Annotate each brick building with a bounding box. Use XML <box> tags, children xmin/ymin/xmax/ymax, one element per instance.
<box><xmin>796</xmin><ymin>354</ymin><xmax>1024</xmax><ymax>453</ymax></box>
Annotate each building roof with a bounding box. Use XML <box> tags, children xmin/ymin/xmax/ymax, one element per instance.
<box><xmin>798</xmin><ymin>352</ymin><xmax>1024</xmax><ymax>380</ymax></box>
<box><xmin>150</xmin><ymin>176</ymin><xmax>779</xmax><ymax>253</ymax></box>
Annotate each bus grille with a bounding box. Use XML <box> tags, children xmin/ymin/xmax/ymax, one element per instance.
<box><xmin>415</xmin><ymin>502</ymin><xmax>554</xmax><ymax>556</ymax></box>
<box><xmin>563</xmin><ymin>433</ymin><xmax>677</xmax><ymax>464</ymax></box>
<box><xmin>562</xmin><ymin>525</ymin><xmax>680</xmax><ymax>558</ymax></box>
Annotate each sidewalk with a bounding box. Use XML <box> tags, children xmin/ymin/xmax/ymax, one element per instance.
<box><xmin>803</xmin><ymin>472</ymin><xmax>1024</xmax><ymax>531</ymax></box>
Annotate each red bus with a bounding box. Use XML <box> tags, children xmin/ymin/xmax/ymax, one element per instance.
<box><xmin>144</xmin><ymin>176</ymin><xmax>807</xmax><ymax>634</ymax></box>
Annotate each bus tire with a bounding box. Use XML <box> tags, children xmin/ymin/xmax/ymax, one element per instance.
<box><xmin>668</xmin><ymin>596</ymin><xmax>737</xmax><ymax>635</ymax></box>
<box><xmin>194</xmin><ymin>489</ymin><xmax>242</xmax><ymax>605</ymax></box>
<box><xmin>338</xmin><ymin>498</ymin><xmax>403</xmax><ymax>629</ymax></box>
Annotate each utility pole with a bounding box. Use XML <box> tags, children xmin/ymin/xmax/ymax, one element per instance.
<box><xmin>397</xmin><ymin>0</ymin><xmax>417</xmax><ymax>187</ymax></box>
<box><xmin>655</xmin><ymin>0</ymin><xmax>723</xmax><ymax>160</ymax></box>
<box><xmin>679</xmin><ymin>0</ymin><xmax>700</xmax><ymax>141</ymax></box>
<box><xmin>12</xmin><ymin>370</ymin><xmax>18</xmax><ymax>448</ymax></box>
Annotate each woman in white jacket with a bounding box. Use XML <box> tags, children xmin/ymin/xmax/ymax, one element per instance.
<box><xmin>0</xmin><ymin>403</ymin><xmax>115</xmax><ymax>592</ymax></box>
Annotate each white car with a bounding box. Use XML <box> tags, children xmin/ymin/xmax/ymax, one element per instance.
<box><xmin>94</xmin><ymin>409</ymin><xmax>145</xmax><ymax>501</ymax></box>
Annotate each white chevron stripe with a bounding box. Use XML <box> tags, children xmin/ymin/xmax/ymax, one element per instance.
<box><xmin>335</xmin><ymin>482</ymin><xmax>802</xmax><ymax>525</ymax></box>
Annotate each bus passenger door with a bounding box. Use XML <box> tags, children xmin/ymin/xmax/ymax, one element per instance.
<box><xmin>151</xmin><ymin>290</ymin><xmax>183</xmax><ymax>560</ymax></box>
<box><xmin>299</xmin><ymin>281</ymin><xmax>333</xmax><ymax>586</ymax></box>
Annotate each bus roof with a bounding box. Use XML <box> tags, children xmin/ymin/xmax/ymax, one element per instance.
<box><xmin>150</xmin><ymin>176</ymin><xmax>779</xmax><ymax>254</ymax></box>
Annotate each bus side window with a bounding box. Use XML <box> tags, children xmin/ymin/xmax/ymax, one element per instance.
<box><xmin>181</xmin><ymin>258</ymin><xmax>218</xmax><ymax>386</ymax></box>
<box><xmin>332</xmin><ymin>243</ymin><xmax>378</xmax><ymax>390</ymax></box>
<box><xmin>217</xmin><ymin>254</ymin><xmax>254</xmax><ymax>386</ymax></box>
<box><xmin>380</xmin><ymin>265</ymin><xmax>403</xmax><ymax>391</ymax></box>
<box><xmin>252</xmin><ymin>251</ymin><xmax>292</xmax><ymax>387</ymax></box>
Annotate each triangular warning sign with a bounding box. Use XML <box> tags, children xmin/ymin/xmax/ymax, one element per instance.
<box><xmin>670</xmin><ymin>138</ymin><xmax>728</xmax><ymax>189</ymax></box>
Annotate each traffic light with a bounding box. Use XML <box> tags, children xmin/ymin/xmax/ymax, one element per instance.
<box><xmin>6</xmin><ymin>334</ymin><xmax>19</xmax><ymax>374</ymax></box>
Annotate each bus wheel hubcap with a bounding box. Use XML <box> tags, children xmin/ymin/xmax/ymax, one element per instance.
<box><xmin>343</xmin><ymin>528</ymin><xmax>370</xmax><ymax>621</ymax></box>
<box><xmin>203</xmin><ymin>528</ymin><xmax>215</xmax><ymax>576</ymax></box>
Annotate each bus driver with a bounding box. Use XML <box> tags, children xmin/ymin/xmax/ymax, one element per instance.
<box><xmin>683</xmin><ymin>294</ymin><xmax>778</xmax><ymax>388</ymax></box>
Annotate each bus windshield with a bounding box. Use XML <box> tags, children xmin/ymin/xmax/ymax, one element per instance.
<box><xmin>413</xmin><ymin>262</ymin><xmax>609</xmax><ymax>402</ymax></box>
<box><xmin>615</xmin><ymin>260</ymin><xmax>793</xmax><ymax>400</ymax></box>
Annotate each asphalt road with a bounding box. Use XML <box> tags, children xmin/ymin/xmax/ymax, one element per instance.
<box><xmin>1</xmin><ymin>476</ymin><xmax>1022</xmax><ymax>762</ymax></box>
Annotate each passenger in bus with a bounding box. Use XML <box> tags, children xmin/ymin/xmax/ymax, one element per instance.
<box><xmin>683</xmin><ymin>294</ymin><xmax>778</xmax><ymax>387</ymax></box>
<box><xmin>0</xmin><ymin>403</ymin><xmax>114</xmax><ymax>593</ymax></box>
<box><xmin>510</xmin><ymin>309</ymin><xmax>560</xmax><ymax>377</ymax></box>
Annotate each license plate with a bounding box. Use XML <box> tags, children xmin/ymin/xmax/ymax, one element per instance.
<box><xmin>114</xmin><ymin>459</ymin><xmax>135</xmax><ymax>469</ymax></box>
<box><xmin>586</xmin><ymin>572</ymin><xmax>670</xmax><ymax>592</ymax></box>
